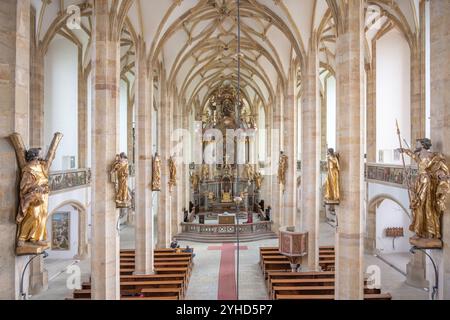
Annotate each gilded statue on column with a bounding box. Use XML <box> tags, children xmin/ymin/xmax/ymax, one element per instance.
<box><xmin>110</xmin><ymin>152</ymin><xmax>131</xmax><ymax>208</ymax></box>
<box><xmin>254</xmin><ymin>171</ymin><xmax>263</xmax><ymax>190</ymax></box>
<box><xmin>201</xmin><ymin>163</ymin><xmax>210</xmax><ymax>181</ymax></box>
<box><xmin>152</xmin><ymin>153</ymin><xmax>162</xmax><ymax>191</ymax></box>
<box><xmin>324</xmin><ymin>148</ymin><xmax>341</xmax><ymax>204</ymax></box>
<box><xmin>243</xmin><ymin>163</ymin><xmax>254</xmax><ymax>182</ymax></box>
<box><xmin>168</xmin><ymin>156</ymin><xmax>177</xmax><ymax>192</ymax></box>
<box><xmin>10</xmin><ymin>132</ymin><xmax>63</xmax><ymax>255</ymax></box>
<box><xmin>190</xmin><ymin>172</ymin><xmax>199</xmax><ymax>191</ymax></box>
<box><xmin>278</xmin><ymin>151</ymin><xmax>288</xmax><ymax>192</ymax></box>
<box><xmin>399</xmin><ymin>138</ymin><xmax>450</xmax><ymax>248</ymax></box>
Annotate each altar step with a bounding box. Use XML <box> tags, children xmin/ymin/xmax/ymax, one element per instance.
<box><xmin>174</xmin><ymin>231</ymin><xmax>278</xmax><ymax>243</ymax></box>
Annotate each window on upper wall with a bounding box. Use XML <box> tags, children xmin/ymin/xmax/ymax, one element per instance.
<box><xmin>44</xmin><ymin>35</ymin><xmax>79</xmax><ymax>172</ymax></box>
<box><xmin>376</xmin><ymin>28</ymin><xmax>411</xmax><ymax>165</ymax></box>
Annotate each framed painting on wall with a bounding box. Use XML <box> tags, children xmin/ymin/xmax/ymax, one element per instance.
<box><xmin>51</xmin><ymin>212</ymin><xmax>70</xmax><ymax>251</ymax></box>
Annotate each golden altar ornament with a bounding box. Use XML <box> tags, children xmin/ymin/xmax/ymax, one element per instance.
<box><xmin>278</xmin><ymin>151</ymin><xmax>288</xmax><ymax>191</ymax></box>
<box><xmin>254</xmin><ymin>171</ymin><xmax>263</xmax><ymax>190</ymax></box>
<box><xmin>151</xmin><ymin>153</ymin><xmax>162</xmax><ymax>191</ymax></box>
<box><xmin>110</xmin><ymin>152</ymin><xmax>131</xmax><ymax>208</ymax></box>
<box><xmin>399</xmin><ymin>138</ymin><xmax>450</xmax><ymax>247</ymax></box>
<box><xmin>201</xmin><ymin>163</ymin><xmax>210</xmax><ymax>181</ymax></box>
<box><xmin>324</xmin><ymin>148</ymin><xmax>341</xmax><ymax>204</ymax></box>
<box><xmin>168</xmin><ymin>156</ymin><xmax>177</xmax><ymax>192</ymax></box>
<box><xmin>10</xmin><ymin>132</ymin><xmax>63</xmax><ymax>256</ymax></box>
<box><xmin>190</xmin><ymin>172</ymin><xmax>199</xmax><ymax>190</ymax></box>
<box><xmin>243</xmin><ymin>163</ymin><xmax>254</xmax><ymax>182</ymax></box>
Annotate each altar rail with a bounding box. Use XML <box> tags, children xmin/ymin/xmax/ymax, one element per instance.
<box><xmin>181</xmin><ymin>221</ymin><xmax>273</xmax><ymax>234</ymax></box>
<box><xmin>49</xmin><ymin>168</ymin><xmax>91</xmax><ymax>193</ymax></box>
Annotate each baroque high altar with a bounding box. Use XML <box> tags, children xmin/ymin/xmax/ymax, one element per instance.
<box><xmin>190</xmin><ymin>85</ymin><xmax>259</xmax><ymax>214</ymax></box>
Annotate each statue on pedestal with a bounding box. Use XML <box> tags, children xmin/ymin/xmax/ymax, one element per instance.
<box><xmin>190</xmin><ymin>172</ymin><xmax>199</xmax><ymax>191</ymax></box>
<box><xmin>168</xmin><ymin>156</ymin><xmax>177</xmax><ymax>192</ymax></box>
<box><xmin>10</xmin><ymin>132</ymin><xmax>63</xmax><ymax>255</ymax></box>
<box><xmin>151</xmin><ymin>153</ymin><xmax>162</xmax><ymax>191</ymax></box>
<box><xmin>399</xmin><ymin>138</ymin><xmax>450</xmax><ymax>248</ymax></box>
<box><xmin>324</xmin><ymin>148</ymin><xmax>341</xmax><ymax>204</ymax></box>
<box><xmin>110</xmin><ymin>152</ymin><xmax>131</xmax><ymax>208</ymax></box>
<box><xmin>201</xmin><ymin>163</ymin><xmax>210</xmax><ymax>181</ymax></box>
<box><xmin>254</xmin><ymin>171</ymin><xmax>263</xmax><ymax>190</ymax></box>
<box><xmin>278</xmin><ymin>151</ymin><xmax>288</xmax><ymax>192</ymax></box>
<box><xmin>243</xmin><ymin>163</ymin><xmax>254</xmax><ymax>182</ymax></box>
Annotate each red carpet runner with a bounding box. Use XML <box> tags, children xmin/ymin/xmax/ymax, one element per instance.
<box><xmin>208</xmin><ymin>243</ymin><xmax>248</xmax><ymax>300</ymax></box>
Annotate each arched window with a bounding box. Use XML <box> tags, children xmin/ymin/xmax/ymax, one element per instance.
<box><xmin>376</xmin><ymin>29</ymin><xmax>411</xmax><ymax>164</ymax></box>
<box><xmin>44</xmin><ymin>36</ymin><xmax>78</xmax><ymax>171</ymax></box>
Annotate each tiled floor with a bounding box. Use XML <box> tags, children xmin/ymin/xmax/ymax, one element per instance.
<box><xmin>30</xmin><ymin>222</ymin><xmax>428</xmax><ymax>300</ymax></box>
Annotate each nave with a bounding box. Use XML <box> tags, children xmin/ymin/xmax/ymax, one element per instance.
<box><xmin>1</xmin><ymin>0</ymin><xmax>449</xmax><ymax>301</ymax></box>
<box><xmin>30</xmin><ymin>221</ymin><xmax>427</xmax><ymax>301</ymax></box>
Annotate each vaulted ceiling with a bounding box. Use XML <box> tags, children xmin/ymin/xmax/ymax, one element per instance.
<box><xmin>31</xmin><ymin>0</ymin><xmax>421</xmax><ymax>113</ymax></box>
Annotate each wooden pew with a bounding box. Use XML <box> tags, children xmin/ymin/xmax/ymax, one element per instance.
<box><xmin>121</xmin><ymin>296</ymin><xmax>178</xmax><ymax>301</ymax></box>
<box><xmin>71</xmin><ymin>247</ymin><xmax>195</xmax><ymax>300</ymax></box>
<box><xmin>275</xmin><ymin>293</ymin><xmax>392</xmax><ymax>300</ymax></box>
<box><xmin>121</xmin><ymin>280</ymin><xmax>185</xmax><ymax>298</ymax></box>
<box><xmin>140</xmin><ymin>288</ymin><xmax>182</xmax><ymax>299</ymax></box>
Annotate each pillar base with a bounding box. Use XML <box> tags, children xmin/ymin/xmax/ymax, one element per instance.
<box><xmin>405</xmin><ymin>252</ymin><xmax>429</xmax><ymax>289</ymax></box>
<box><xmin>29</xmin><ymin>269</ymin><xmax>48</xmax><ymax>296</ymax></box>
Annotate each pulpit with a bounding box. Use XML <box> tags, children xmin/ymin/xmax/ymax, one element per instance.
<box><xmin>279</xmin><ymin>227</ymin><xmax>308</xmax><ymax>272</ymax></box>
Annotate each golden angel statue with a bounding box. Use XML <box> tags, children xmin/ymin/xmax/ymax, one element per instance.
<box><xmin>190</xmin><ymin>172</ymin><xmax>200</xmax><ymax>191</ymax></box>
<box><xmin>254</xmin><ymin>171</ymin><xmax>263</xmax><ymax>190</ymax></box>
<box><xmin>324</xmin><ymin>148</ymin><xmax>340</xmax><ymax>204</ymax></box>
<box><xmin>243</xmin><ymin>163</ymin><xmax>254</xmax><ymax>182</ymax></box>
<box><xmin>201</xmin><ymin>163</ymin><xmax>210</xmax><ymax>181</ymax></box>
<box><xmin>10</xmin><ymin>132</ymin><xmax>63</xmax><ymax>255</ymax></box>
<box><xmin>110</xmin><ymin>152</ymin><xmax>131</xmax><ymax>208</ymax></box>
<box><xmin>278</xmin><ymin>151</ymin><xmax>288</xmax><ymax>191</ymax></box>
<box><xmin>151</xmin><ymin>153</ymin><xmax>162</xmax><ymax>191</ymax></box>
<box><xmin>168</xmin><ymin>156</ymin><xmax>177</xmax><ymax>192</ymax></box>
<box><xmin>399</xmin><ymin>138</ymin><xmax>450</xmax><ymax>246</ymax></box>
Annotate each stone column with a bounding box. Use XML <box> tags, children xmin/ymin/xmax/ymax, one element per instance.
<box><xmin>30</xmin><ymin>43</ymin><xmax>44</xmax><ymax>148</ymax></box>
<box><xmin>366</xmin><ymin>41</ymin><xmax>377</xmax><ymax>163</ymax></box>
<box><xmin>181</xmin><ymin>102</ymin><xmax>189</xmax><ymax>213</ymax></box>
<box><xmin>28</xmin><ymin>10</ymin><xmax>48</xmax><ymax>294</ymax></box>
<box><xmin>320</xmin><ymin>85</ymin><xmax>327</xmax><ymax>160</ymax></box>
<box><xmin>429</xmin><ymin>0</ymin><xmax>450</xmax><ymax>300</ymax></box>
<box><xmin>270</xmin><ymin>91</ymin><xmax>282</xmax><ymax>232</ymax></box>
<box><xmin>127</xmin><ymin>94</ymin><xmax>134</xmax><ymax>164</ymax></box>
<box><xmin>157</xmin><ymin>72</ymin><xmax>172</xmax><ymax>248</ymax></box>
<box><xmin>171</xmin><ymin>91</ymin><xmax>182</xmax><ymax>236</ymax></box>
<box><xmin>334</xmin><ymin>0</ymin><xmax>365</xmax><ymax>300</ymax></box>
<box><xmin>410</xmin><ymin>45</ymin><xmax>425</xmax><ymax>144</ymax></box>
<box><xmin>300</xmin><ymin>33</ymin><xmax>321</xmax><ymax>270</ymax></box>
<box><xmin>283</xmin><ymin>76</ymin><xmax>297</xmax><ymax>228</ymax></box>
<box><xmin>134</xmin><ymin>39</ymin><xmax>154</xmax><ymax>275</ymax></box>
<box><xmin>78</xmin><ymin>58</ymin><xmax>88</xmax><ymax>169</ymax></box>
<box><xmin>90</xmin><ymin>0</ymin><xmax>120</xmax><ymax>300</ymax></box>
<box><xmin>0</xmin><ymin>0</ymin><xmax>30</xmax><ymax>300</ymax></box>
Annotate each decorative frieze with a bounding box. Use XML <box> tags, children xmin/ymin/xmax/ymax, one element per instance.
<box><xmin>49</xmin><ymin>169</ymin><xmax>91</xmax><ymax>193</ymax></box>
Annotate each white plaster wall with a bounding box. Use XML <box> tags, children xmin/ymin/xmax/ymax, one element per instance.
<box><xmin>48</xmin><ymin>187</ymin><xmax>92</xmax><ymax>257</ymax></box>
<box><xmin>425</xmin><ymin>0</ymin><xmax>431</xmax><ymax>139</ymax></box>
<box><xmin>376</xmin><ymin>29</ymin><xmax>411</xmax><ymax>164</ymax></box>
<box><xmin>44</xmin><ymin>35</ymin><xmax>78</xmax><ymax>171</ymax></box>
<box><xmin>119</xmin><ymin>80</ymin><xmax>128</xmax><ymax>153</ymax></box>
<box><xmin>326</xmin><ymin>76</ymin><xmax>336</xmax><ymax>150</ymax></box>
<box><xmin>368</xmin><ymin>182</ymin><xmax>410</xmax><ymax>212</ymax></box>
<box><xmin>45</xmin><ymin>205</ymin><xmax>79</xmax><ymax>259</ymax></box>
<box><xmin>87</xmin><ymin>72</ymin><xmax>92</xmax><ymax>168</ymax></box>
<box><xmin>375</xmin><ymin>200</ymin><xmax>414</xmax><ymax>253</ymax></box>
